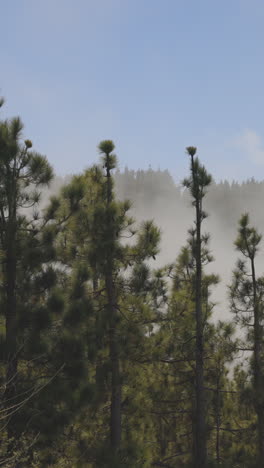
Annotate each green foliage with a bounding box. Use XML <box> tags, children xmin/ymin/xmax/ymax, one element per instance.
<box><xmin>0</xmin><ymin>102</ymin><xmax>262</xmax><ymax>467</ymax></box>
<box><xmin>235</xmin><ymin>213</ymin><xmax>262</xmax><ymax>258</ymax></box>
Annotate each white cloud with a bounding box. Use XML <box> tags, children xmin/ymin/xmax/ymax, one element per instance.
<box><xmin>233</xmin><ymin>129</ymin><xmax>264</xmax><ymax>165</ymax></box>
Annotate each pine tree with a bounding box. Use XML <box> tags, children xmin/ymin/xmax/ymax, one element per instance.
<box><xmin>44</xmin><ymin>141</ymin><xmax>161</xmax><ymax>466</ymax></box>
<box><xmin>0</xmin><ymin>107</ymin><xmax>86</xmax><ymax>466</ymax></box>
<box><xmin>98</xmin><ymin>140</ymin><xmax>122</xmax><ymax>453</ymax></box>
<box><xmin>94</xmin><ymin>141</ymin><xmax>161</xmax><ymax>464</ymax></box>
<box><xmin>230</xmin><ymin>213</ymin><xmax>264</xmax><ymax>467</ymax></box>
<box><xmin>183</xmin><ymin>146</ymin><xmax>212</xmax><ymax>467</ymax></box>
<box><xmin>0</xmin><ymin>111</ymin><xmax>53</xmax><ymax>447</ymax></box>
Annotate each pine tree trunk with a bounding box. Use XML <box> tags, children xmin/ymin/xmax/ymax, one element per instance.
<box><xmin>5</xmin><ymin>220</ymin><xmax>18</xmax><ymax>442</ymax></box>
<box><xmin>105</xmin><ymin>155</ymin><xmax>122</xmax><ymax>452</ymax></box>
<box><xmin>251</xmin><ymin>258</ymin><xmax>264</xmax><ymax>467</ymax></box>
<box><xmin>105</xmin><ymin>272</ymin><xmax>121</xmax><ymax>450</ymax></box>
<box><xmin>4</xmin><ymin>170</ymin><xmax>19</xmax><ymax>446</ymax></box>
<box><xmin>109</xmin><ymin>321</ymin><xmax>122</xmax><ymax>450</ymax></box>
<box><xmin>94</xmin><ymin>273</ymin><xmax>101</xmax><ymax>389</ymax></box>
<box><xmin>189</xmin><ymin>149</ymin><xmax>207</xmax><ymax>468</ymax></box>
<box><xmin>194</xmin><ymin>202</ymin><xmax>207</xmax><ymax>467</ymax></box>
<box><xmin>215</xmin><ymin>377</ymin><xmax>221</xmax><ymax>466</ymax></box>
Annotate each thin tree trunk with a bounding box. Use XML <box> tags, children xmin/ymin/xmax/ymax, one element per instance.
<box><xmin>5</xmin><ymin>220</ymin><xmax>18</xmax><ymax>443</ymax></box>
<box><xmin>215</xmin><ymin>377</ymin><xmax>221</xmax><ymax>465</ymax></box>
<box><xmin>251</xmin><ymin>258</ymin><xmax>264</xmax><ymax>467</ymax></box>
<box><xmin>94</xmin><ymin>272</ymin><xmax>101</xmax><ymax>390</ymax></box>
<box><xmin>191</xmin><ymin>154</ymin><xmax>207</xmax><ymax>468</ymax></box>
<box><xmin>105</xmin><ymin>155</ymin><xmax>122</xmax><ymax>452</ymax></box>
<box><xmin>109</xmin><ymin>319</ymin><xmax>122</xmax><ymax>450</ymax></box>
<box><xmin>194</xmin><ymin>203</ymin><xmax>207</xmax><ymax>467</ymax></box>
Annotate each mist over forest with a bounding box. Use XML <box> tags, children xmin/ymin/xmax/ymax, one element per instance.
<box><xmin>46</xmin><ymin>169</ymin><xmax>264</xmax><ymax>321</ymax></box>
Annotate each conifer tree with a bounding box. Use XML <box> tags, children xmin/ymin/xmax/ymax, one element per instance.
<box><xmin>0</xmin><ymin>107</ymin><xmax>84</xmax><ymax>467</ymax></box>
<box><xmin>95</xmin><ymin>141</ymin><xmax>161</xmax><ymax>463</ymax></box>
<box><xmin>144</xmin><ymin>234</ymin><xmax>218</xmax><ymax>466</ymax></box>
<box><xmin>98</xmin><ymin>140</ymin><xmax>122</xmax><ymax>452</ymax></box>
<box><xmin>46</xmin><ymin>141</ymin><xmax>161</xmax><ymax>466</ymax></box>
<box><xmin>0</xmin><ymin>111</ymin><xmax>53</xmax><ymax>445</ymax></box>
<box><xmin>230</xmin><ymin>213</ymin><xmax>264</xmax><ymax>467</ymax></box>
<box><xmin>183</xmin><ymin>146</ymin><xmax>212</xmax><ymax>467</ymax></box>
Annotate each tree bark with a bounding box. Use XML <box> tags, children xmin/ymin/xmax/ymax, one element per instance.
<box><xmin>105</xmin><ymin>154</ymin><xmax>122</xmax><ymax>452</ymax></box>
<box><xmin>5</xmin><ymin>214</ymin><xmax>18</xmax><ymax>442</ymax></box>
<box><xmin>191</xmin><ymin>155</ymin><xmax>207</xmax><ymax>468</ymax></box>
<box><xmin>251</xmin><ymin>258</ymin><xmax>264</xmax><ymax>467</ymax></box>
<box><xmin>215</xmin><ymin>377</ymin><xmax>221</xmax><ymax>465</ymax></box>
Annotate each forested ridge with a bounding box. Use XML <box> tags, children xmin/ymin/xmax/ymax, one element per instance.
<box><xmin>1</xmin><ymin>102</ymin><xmax>264</xmax><ymax>468</ymax></box>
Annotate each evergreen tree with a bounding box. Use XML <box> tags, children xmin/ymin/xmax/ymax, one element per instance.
<box><xmin>230</xmin><ymin>213</ymin><xmax>264</xmax><ymax>467</ymax></box>
<box><xmin>99</xmin><ymin>140</ymin><xmax>122</xmax><ymax>453</ymax></box>
<box><xmin>0</xmin><ymin>112</ymin><xmax>53</xmax><ymax>446</ymax></box>
<box><xmin>183</xmin><ymin>146</ymin><xmax>212</xmax><ymax>467</ymax></box>
<box><xmin>46</xmin><ymin>141</ymin><xmax>161</xmax><ymax>466</ymax></box>
<box><xmin>0</xmin><ymin>107</ymin><xmax>86</xmax><ymax>466</ymax></box>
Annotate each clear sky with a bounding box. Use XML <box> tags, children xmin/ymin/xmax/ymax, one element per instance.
<box><xmin>1</xmin><ymin>0</ymin><xmax>264</xmax><ymax>182</ymax></box>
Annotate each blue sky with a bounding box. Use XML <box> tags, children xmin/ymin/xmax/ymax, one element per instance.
<box><xmin>1</xmin><ymin>0</ymin><xmax>264</xmax><ymax>182</ymax></box>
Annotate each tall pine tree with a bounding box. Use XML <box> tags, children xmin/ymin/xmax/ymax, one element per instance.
<box><xmin>183</xmin><ymin>146</ymin><xmax>212</xmax><ymax>467</ymax></box>
<box><xmin>230</xmin><ymin>213</ymin><xmax>264</xmax><ymax>467</ymax></box>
